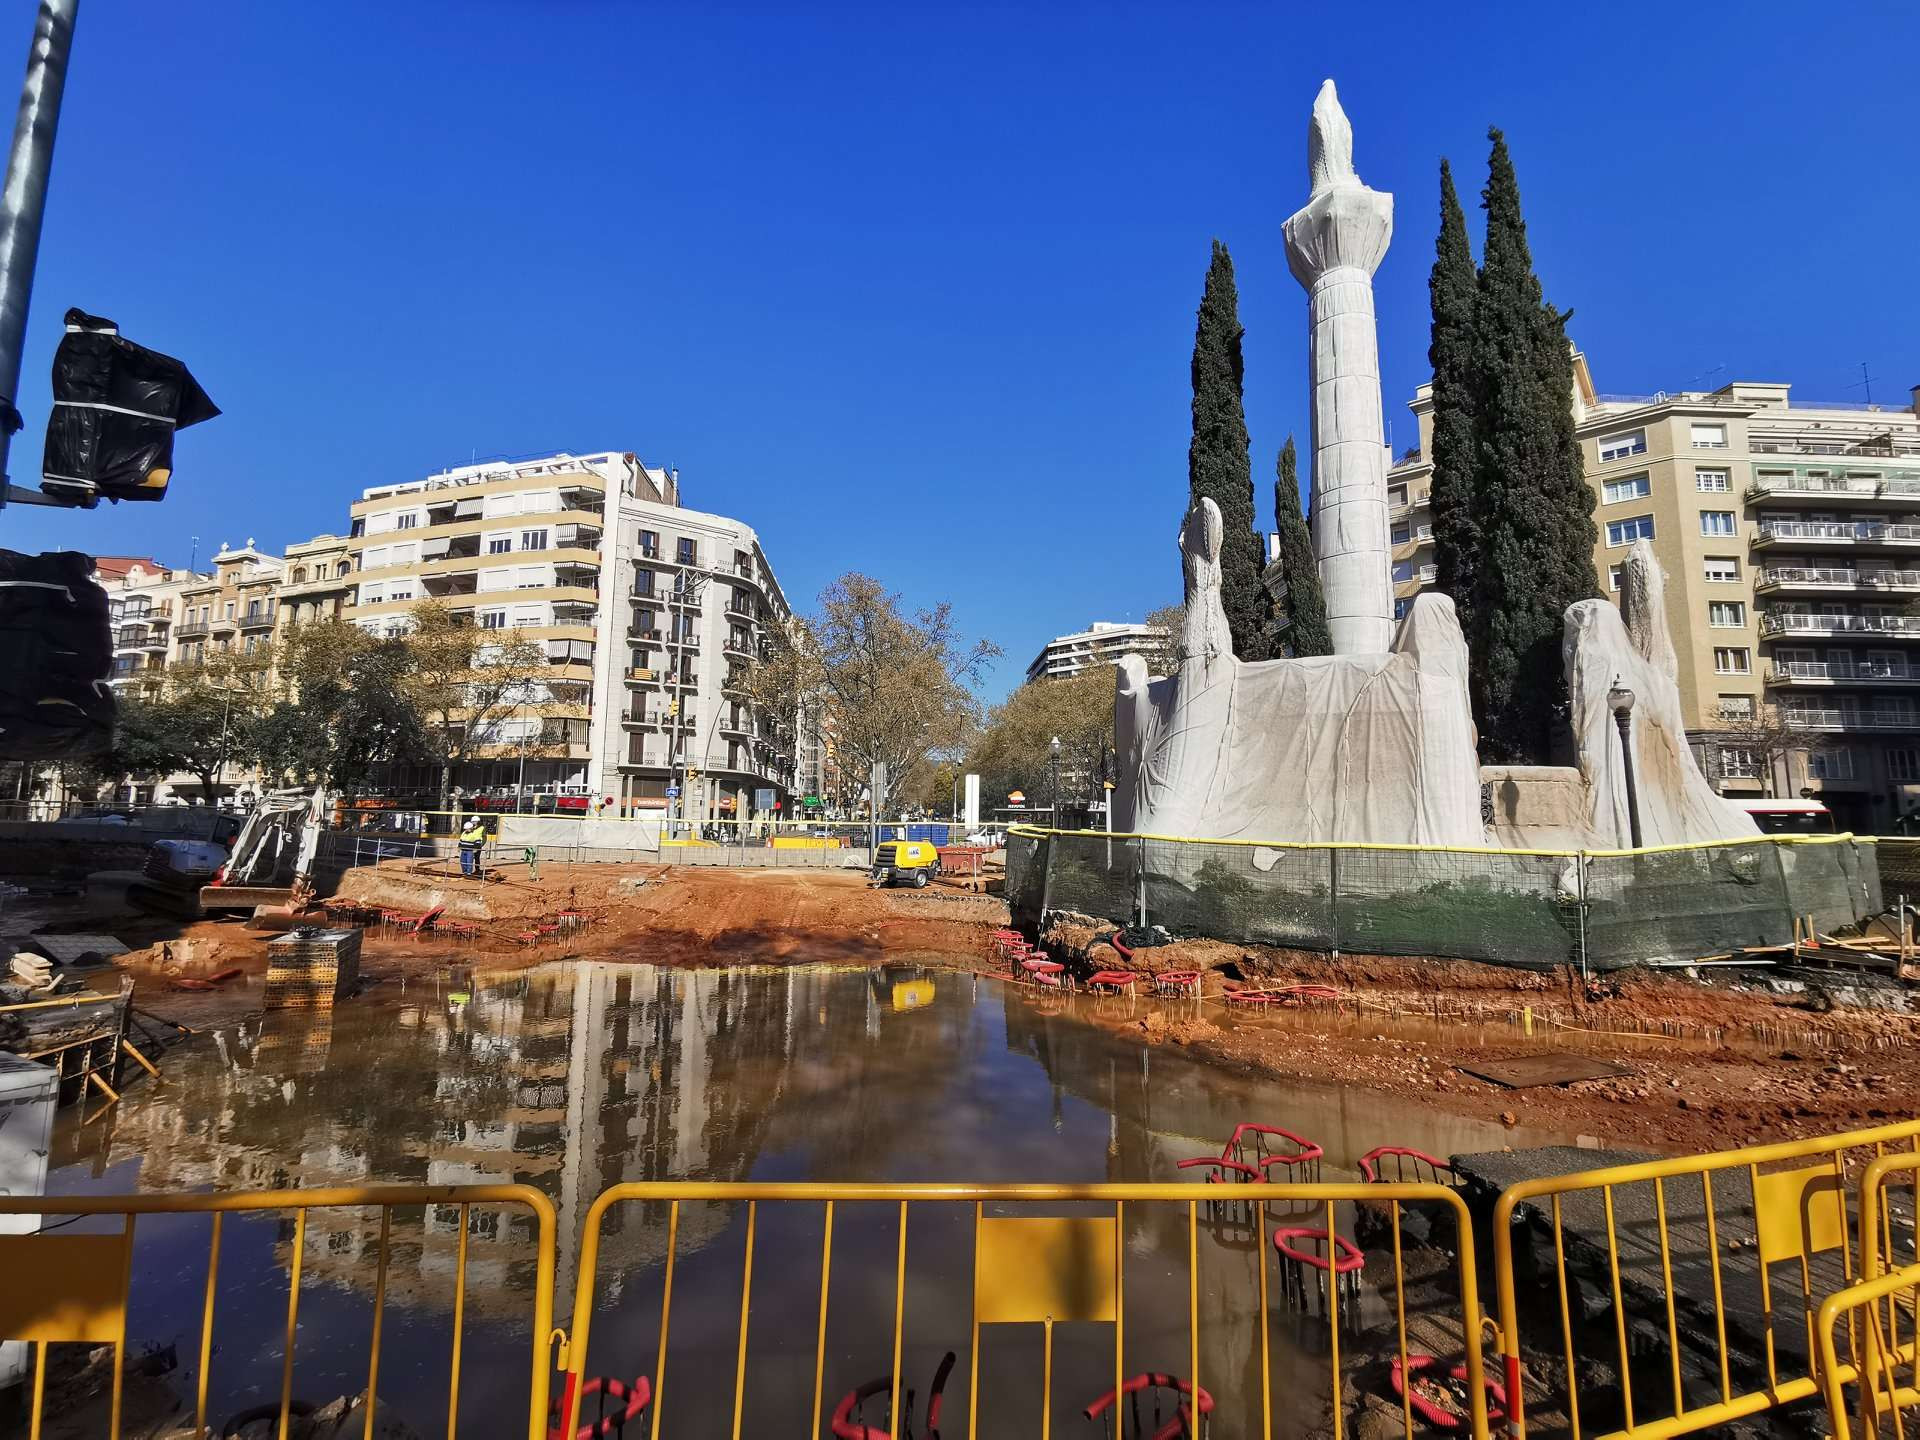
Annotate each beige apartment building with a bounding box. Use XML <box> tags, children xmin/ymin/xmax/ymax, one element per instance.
<box><xmin>106</xmin><ymin>561</ymin><xmax>199</xmax><ymax>697</ymax></box>
<box><xmin>1385</xmin><ymin>356</ymin><xmax>1920</xmax><ymax>830</ymax></box>
<box><xmin>275</xmin><ymin>533</ymin><xmax>355</xmax><ymax>636</ymax></box>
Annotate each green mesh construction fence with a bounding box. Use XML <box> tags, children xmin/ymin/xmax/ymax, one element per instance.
<box><xmin>1009</xmin><ymin>828</ymin><xmax>1884</xmax><ymax>971</ymax></box>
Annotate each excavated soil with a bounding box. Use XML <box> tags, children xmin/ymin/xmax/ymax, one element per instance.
<box><xmin>1030</xmin><ymin>922</ymin><xmax>1920</xmax><ymax>1152</ymax></box>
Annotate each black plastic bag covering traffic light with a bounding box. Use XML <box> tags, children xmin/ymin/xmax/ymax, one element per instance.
<box><xmin>0</xmin><ymin>549</ymin><xmax>115</xmax><ymax>759</ymax></box>
<box><xmin>41</xmin><ymin>308</ymin><xmax>218</xmax><ymax>505</ymax></box>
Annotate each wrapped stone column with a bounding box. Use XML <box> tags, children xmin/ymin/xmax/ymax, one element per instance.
<box><xmin>1283</xmin><ymin>80</ymin><xmax>1394</xmax><ymax>656</ymax></box>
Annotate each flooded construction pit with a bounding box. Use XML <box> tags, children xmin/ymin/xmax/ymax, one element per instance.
<box><xmin>43</xmin><ymin>961</ymin><xmax>1586</xmax><ymax>1437</ymax></box>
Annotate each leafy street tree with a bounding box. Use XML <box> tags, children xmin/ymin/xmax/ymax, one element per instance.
<box><xmin>1188</xmin><ymin>241</ymin><xmax>1270</xmax><ymax>662</ymax></box>
<box><xmin>746</xmin><ymin>573</ymin><xmax>996</xmax><ymax>815</ymax></box>
<box><xmin>1427</xmin><ymin>159</ymin><xmax>1481</xmax><ymax>631</ymax></box>
<box><xmin>964</xmin><ymin>668</ymin><xmax>1115</xmax><ymax>819</ymax></box>
<box><xmin>1468</xmin><ymin>128</ymin><xmax>1597</xmax><ymax>763</ymax></box>
<box><xmin>401</xmin><ymin>599</ymin><xmax>550</xmax><ymax>810</ymax></box>
<box><xmin>250</xmin><ymin>619</ymin><xmax>427</xmax><ymax>792</ymax></box>
<box><xmin>1711</xmin><ymin>705</ymin><xmax>1823</xmax><ymax>799</ymax></box>
<box><xmin>1269</xmin><ymin>435</ymin><xmax>1330</xmax><ymax>656</ymax></box>
<box><xmin>1144</xmin><ymin>602</ymin><xmax>1188</xmax><ymax>671</ymax></box>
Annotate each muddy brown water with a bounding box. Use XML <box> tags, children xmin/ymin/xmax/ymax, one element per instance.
<box><xmin>45</xmin><ymin>960</ymin><xmax>1590</xmax><ymax>1436</ymax></box>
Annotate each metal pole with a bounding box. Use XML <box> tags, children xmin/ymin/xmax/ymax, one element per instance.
<box><xmin>1615</xmin><ymin>709</ymin><xmax>1643</xmax><ymax>849</ymax></box>
<box><xmin>0</xmin><ymin>0</ymin><xmax>77</xmax><ymax>491</ymax></box>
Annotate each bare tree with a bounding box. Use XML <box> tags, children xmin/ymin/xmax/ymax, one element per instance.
<box><xmin>1710</xmin><ymin>703</ymin><xmax>1825</xmax><ymax>798</ymax></box>
<box><xmin>402</xmin><ymin>599</ymin><xmax>551</xmax><ymax>810</ymax></box>
<box><xmin>746</xmin><ymin>573</ymin><xmax>996</xmax><ymax>814</ymax></box>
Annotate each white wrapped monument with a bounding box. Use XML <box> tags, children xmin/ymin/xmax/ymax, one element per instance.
<box><xmin>1114</xmin><ymin>81</ymin><xmax>1756</xmax><ymax>854</ymax></box>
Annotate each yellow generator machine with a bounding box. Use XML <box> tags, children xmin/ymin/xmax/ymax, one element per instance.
<box><xmin>871</xmin><ymin>838</ymin><xmax>938</xmax><ymax>888</ymax></box>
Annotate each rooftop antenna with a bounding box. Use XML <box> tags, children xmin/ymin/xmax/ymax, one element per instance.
<box><xmin>1686</xmin><ymin>363</ymin><xmax>1725</xmax><ymax>391</ymax></box>
<box><xmin>1849</xmin><ymin>362</ymin><xmax>1879</xmax><ymax>407</ymax></box>
<box><xmin>189</xmin><ymin>535</ymin><xmax>198</xmax><ymax>572</ymax></box>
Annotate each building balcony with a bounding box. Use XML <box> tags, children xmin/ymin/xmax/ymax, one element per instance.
<box><xmin>1783</xmin><ymin>708</ymin><xmax>1920</xmax><ymax>733</ymax></box>
<box><xmin>1417</xmin><ymin>564</ymin><xmax>1438</xmax><ymax>586</ymax></box>
<box><xmin>1759</xmin><ymin>612</ymin><xmax>1920</xmax><ymax>639</ymax></box>
<box><xmin>239</xmin><ymin>610</ymin><xmax>275</xmax><ymax>630</ymax></box>
<box><xmin>1755</xmin><ymin>566</ymin><xmax>1920</xmax><ymax>595</ymax></box>
<box><xmin>1744</xmin><ymin>476</ymin><xmax>1903</xmax><ymax>505</ymax></box>
<box><xmin>623</xmin><ymin>713</ymin><xmax>696</xmax><ymax>731</ymax></box>
<box><xmin>208</xmin><ymin>614</ymin><xmax>237</xmax><ymax>632</ymax></box>
<box><xmin>175</xmin><ymin>622</ymin><xmax>210</xmax><ymax>639</ymax></box>
<box><xmin>723</xmin><ymin>637</ymin><xmax>754</xmax><ymax>659</ymax></box>
<box><xmin>662</xmin><ymin>633</ymin><xmax>700</xmax><ymax>651</ymax></box>
<box><xmin>1769</xmin><ymin>661</ymin><xmax>1920</xmax><ymax>686</ymax></box>
<box><xmin>1753</xmin><ymin>521</ymin><xmax>1920</xmax><ymax>550</ymax></box>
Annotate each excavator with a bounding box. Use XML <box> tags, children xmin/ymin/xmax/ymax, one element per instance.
<box><xmin>198</xmin><ymin>786</ymin><xmax>330</xmax><ymax>922</ymax></box>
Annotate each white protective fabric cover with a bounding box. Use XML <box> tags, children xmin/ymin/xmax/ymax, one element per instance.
<box><xmin>1114</xmin><ymin>498</ymin><xmax>1483</xmax><ymax>844</ymax></box>
<box><xmin>1564</xmin><ymin>539</ymin><xmax>1761</xmax><ymax>847</ymax></box>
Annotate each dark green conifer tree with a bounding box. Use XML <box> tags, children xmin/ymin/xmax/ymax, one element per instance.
<box><xmin>1188</xmin><ymin>240</ymin><xmax>1270</xmax><ymax>661</ymax></box>
<box><xmin>1271</xmin><ymin>435</ymin><xmax>1330</xmax><ymax>656</ymax></box>
<box><xmin>1426</xmin><ymin>160</ymin><xmax>1481</xmax><ymax>630</ymax></box>
<box><xmin>1468</xmin><ymin>129</ymin><xmax>1598</xmax><ymax>763</ymax></box>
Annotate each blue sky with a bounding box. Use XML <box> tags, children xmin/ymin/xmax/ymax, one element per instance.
<box><xmin>7</xmin><ymin>2</ymin><xmax>1916</xmax><ymax>696</ymax></box>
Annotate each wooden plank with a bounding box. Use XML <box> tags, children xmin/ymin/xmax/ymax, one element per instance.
<box><xmin>1458</xmin><ymin>1052</ymin><xmax>1633</xmax><ymax>1089</ymax></box>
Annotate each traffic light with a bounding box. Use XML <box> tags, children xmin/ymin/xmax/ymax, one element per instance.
<box><xmin>666</xmin><ymin>699</ymin><xmax>679</xmax><ymax>717</ymax></box>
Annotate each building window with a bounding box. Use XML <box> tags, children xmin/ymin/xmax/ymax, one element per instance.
<box><xmin>634</xmin><ymin>568</ymin><xmax>656</xmax><ymax>597</ymax></box>
<box><xmin>1700</xmin><ymin>511</ymin><xmax>1738</xmax><ymax>537</ymax></box>
<box><xmin>1696</xmin><ymin>468</ymin><xmax>1731</xmax><ymax>492</ymax></box>
<box><xmin>1598</xmin><ymin>430</ymin><xmax>1647</xmax><ymax>463</ymax></box>
<box><xmin>479</xmin><ymin>609</ymin><xmax>507</xmax><ymax>629</ymax></box>
<box><xmin>676</xmin><ymin>538</ymin><xmax>697</xmax><ymax>566</ymax></box>
<box><xmin>1691</xmin><ymin>423</ymin><xmax>1728</xmax><ymax>449</ymax></box>
<box><xmin>395</xmin><ymin>513</ymin><xmax>418</xmax><ymax>529</ymax></box>
<box><xmin>1704</xmin><ymin>557</ymin><xmax>1740</xmax><ymax>583</ymax></box>
<box><xmin>1603</xmin><ymin>474</ymin><xmax>1651</xmax><ymax>505</ymax></box>
<box><xmin>1718</xmin><ymin>694</ymin><xmax>1755</xmax><ymax>721</ymax></box>
<box><xmin>1391</xmin><ymin>560</ymin><xmax>1414</xmax><ymax>583</ymax></box>
<box><xmin>639</xmin><ymin>529</ymin><xmax>659</xmax><ymax>558</ymax></box>
<box><xmin>1718</xmin><ymin>747</ymin><xmax>1758</xmax><ymax>779</ymax></box>
<box><xmin>488</xmin><ymin>537</ymin><xmax>512</xmax><ymax>555</ymax></box>
<box><xmin>1392</xmin><ymin>598</ymin><xmax>1409</xmax><ymax>620</ymax></box>
<box><xmin>1709</xmin><ymin>601</ymin><xmax>1746</xmax><ymax>628</ymax></box>
<box><xmin>1889</xmin><ymin>749</ymin><xmax>1920</xmax><ymax>783</ymax></box>
<box><xmin>1714</xmin><ymin>647</ymin><xmax>1751</xmax><ymax>674</ymax></box>
<box><xmin>520</xmin><ymin>528</ymin><xmax>549</xmax><ymax>552</ymax></box>
<box><xmin>1608</xmin><ymin>564</ymin><xmax>1623</xmax><ymax>592</ymax></box>
<box><xmin>1391</xmin><ymin>521</ymin><xmax>1410</xmax><ymax>545</ymax></box>
<box><xmin>1809</xmin><ymin>748</ymin><xmax>1854</xmax><ymax>781</ymax></box>
<box><xmin>1606</xmin><ymin>515</ymin><xmax>1655</xmax><ymax>547</ymax></box>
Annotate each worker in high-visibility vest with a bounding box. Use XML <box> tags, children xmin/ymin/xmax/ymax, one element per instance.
<box><xmin>458</xmin><ymin>815</ymin><xmax>487</xmax><ymax>877</ymax></box>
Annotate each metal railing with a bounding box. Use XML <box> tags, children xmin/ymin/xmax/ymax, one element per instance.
<box><xmin>1492</xmin><ymin>1119</ymin><xmax>1920</xmax><ymax>1440</ymax></box>
<box><xmin>1784</xmin><ymin>709</ymin><xmax>1920</xmax><ymax>732</ymax></box>
<box><xmin>0</xmin><ymin>1184</ymin><xmax>558</xmax><ymax>1440</ymax></box>
<box><xmin>1761</xmin><ymin>611</ymin><xmax>1920</xmax><ymax>635</ymax></box>
<box><xmin>1772</xmin><ymin>660</ymin><xmax>1920</xmax><ymax>683</ymax></box>
<box><xmin>1757</xmin><ymin>521</ymin><xmax>1920</xmax><ymax>544</ymax></box>
<box><xmin>561</xmin><ymin>1180</ymin><xmax>1490</xmax><ymax>1440</ymax></box>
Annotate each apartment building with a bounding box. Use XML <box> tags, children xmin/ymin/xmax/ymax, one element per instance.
<box><xmin>1025</xmin><ymin>621</ymin><xmax>1171</xmax><ymax>684</ymax></box>
<box><xmin>345</xmin><ymin>451</ymin><xmax>798</xmax><ymax>817</ymax></box>
<box><xmin>171</xmin><ymin>541</ymin><xmax>285</xmax><ymax>669</ymax></box>
<box><xmin>105</xmin><ymin>561</ymin><xmax>200</xmax><ymax>697</ymax></box>
<box><xmin>275</xmin><ymin>534</ymin><xmax>355</xmax><ymax>636</ymax></box>
<box><xmin>1385</xmin><ymin>356</ymin><xmax>1920</xmax><ymax>829</ymax></box>
<box><xmin>590</xmin><ymin>475</ymin><xmax>798</xmax><ymax>820</ymax></box>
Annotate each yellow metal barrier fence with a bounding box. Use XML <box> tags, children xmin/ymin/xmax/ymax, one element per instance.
<box><xmin>559</xmin><ymin>1181</ymin><xmax>1492</xmax><ymax>1440</ymax></box>
<box><xmin>1492</xmin><ymin>1118</ymin><xmax>1920</xmax><ymax>1440</ymax></box>
<box><xmin>1819</xmin><ymin>1263</ymin><xmax>1920</xmax><ymax>1440</ymax></box>
<box><xmin>0</xmin><ymin>1184</ymin><xmax>557</xmax><ymax>1440</ymax></box>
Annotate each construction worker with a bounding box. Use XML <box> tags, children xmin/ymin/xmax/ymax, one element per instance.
<box><xmin>458</xmin><ymin>815</ymin><xmax>487</xmax><ymax>878</ymax></box>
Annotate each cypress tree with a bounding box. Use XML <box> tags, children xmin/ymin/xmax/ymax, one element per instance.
<box><xmin>1427</xmin><ymin>160</ymin><xmax>1481</xmax><ymax>630</ymax></box>
<box><xmin>1469</xmin><ymin>128</ymin><xmax>1598</xmax><ymax>763</ymax></box>
<box><xmin>1188</xmin><ymin>240</ymin><xmax>1269</xmax><ymax>662</ymax></box>
<box><xmin>1271</xmin><ymin>435</ymin><xmax>1331</xmax><ymax>656</ymax></box>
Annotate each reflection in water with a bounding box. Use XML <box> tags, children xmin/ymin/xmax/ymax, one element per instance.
<box><xmin>50</xmin><ymin>963</ymin><xmax>1572</xmax><ymax>1433</ymax></box>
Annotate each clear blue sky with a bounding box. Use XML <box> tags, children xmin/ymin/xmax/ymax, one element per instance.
<box><xmin>7</xmin><ymin>2</ymin><xmax>1916</xmax><ymax>696</ymax></box>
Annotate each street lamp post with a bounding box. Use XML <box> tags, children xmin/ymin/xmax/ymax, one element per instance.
<box><xmin>1049</xmin><ymin>735</ymin><xmax>1062</xmax><ymax>829</ymax></box>
<box><xmin>1608</xmin><ymin>681</ymin><xmax>1641</xmax><ymax>849</ymax></box>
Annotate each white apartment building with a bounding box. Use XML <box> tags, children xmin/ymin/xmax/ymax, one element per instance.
<box><xmin>589</xmin><ymin>472</ymin><xmax>798</xmax><ymax>820</ymax></box>
<box><xmin>345</xmin><ymin>451</ymin><xmax>798</xmax><ymax>817</ymax></box>
<box><xmin>106</xmin><ymin>561</ymin><xmax>200</xmax><ymax>697</ymax></box>
<box><xmin>1025</xmin><ymin>621</ymin><xmax>1170</xmax><ymax>684</ymax></box>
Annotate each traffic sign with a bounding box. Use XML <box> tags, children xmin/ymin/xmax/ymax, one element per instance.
<box><xmin>665</xmin><ymin>785</ymin><xmax>680</xmax><ymax>799</ymax></box>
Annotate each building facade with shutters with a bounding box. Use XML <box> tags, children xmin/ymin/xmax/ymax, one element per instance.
<box><xmin>341</xmin><ymin>450</ymin><xmax>798</xmax><ymax>817</ymax></box>
<box><xmin>1024</xmin><ymin>621</ymin><xmax>1171</xmax><ymax>684</ymax></box>
<box><xmin>1384</xmin><ymin>356</ymin><xmax>1920</xmax><ymax>830</ymax></box>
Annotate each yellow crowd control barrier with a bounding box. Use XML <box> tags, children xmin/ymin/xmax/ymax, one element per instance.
<box><xmin>1491</xmin><ymin>1118</ymin><xmax>1920</xmax><ymax>1440</ymax></box>
<box><xmin>560</xmin><ymin>1181</ymin><xmax>1492</xmax><ymax>1440</ymax></box>
<box><xmin>1818</xmin><ymin>1263</ymin><xmax>1920</xmax><ymax>1440</ymax></box>
<box><xmin>0</xmin><ymin>1184</ymin><xmax>557</xmax><ymax>1440</ymax></box>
